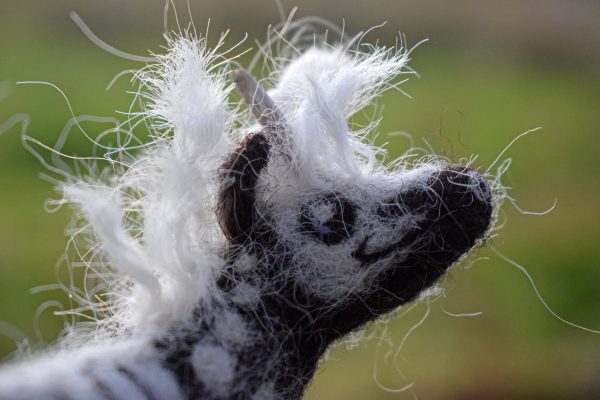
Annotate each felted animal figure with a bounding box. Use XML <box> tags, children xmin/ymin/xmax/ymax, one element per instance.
<box><xmin>0</xmin><ymin>26</ymin><xmax>497</xmax><ymax>400</ymax></box>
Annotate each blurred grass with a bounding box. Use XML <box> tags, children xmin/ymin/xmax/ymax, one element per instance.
<box><xmin>1</xmin><ymin>1</ymin><xmax>599</xmax><ymax>399</ymax></box>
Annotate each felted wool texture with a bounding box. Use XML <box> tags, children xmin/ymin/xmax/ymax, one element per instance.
<box><xmin>0</xmin><ymin>20</ymin><xmax>504</xmax><ymax>400</ymax></box>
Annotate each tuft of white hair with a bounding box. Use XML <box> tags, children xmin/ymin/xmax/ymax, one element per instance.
<box><xmin>270</xmin><ymin>46</ymin><xmax>411</xmax><ymax>185</ymax></box>
<box><xmin>62</xmin><ymin>35</ymin><xmax>236</xmax><ymax>342</ymax></box>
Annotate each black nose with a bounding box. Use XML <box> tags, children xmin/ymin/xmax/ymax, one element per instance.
<box><xmin>399</xmin><ymin>166</ymin><xmax>493</xmax><ymax>273</ymax></box>
<box><xmin>356</xmin><ymin>165</ymin><xmax>494</xmax><ymax>265</ymax></box>
<box><xmin>424</xmin><ymin>166</ymin><xmax>493</xmax><ymax>258</ymax></box>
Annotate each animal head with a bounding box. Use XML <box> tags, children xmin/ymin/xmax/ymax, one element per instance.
<box><xmin>198</xmin><ymin>50</ymin><xmax>497</xmax><ymax>396</ymax></box>
<box><xmin>215</xmin><ymin>61</ymin><xmax>494</xmax><ymax>339</ymax></box>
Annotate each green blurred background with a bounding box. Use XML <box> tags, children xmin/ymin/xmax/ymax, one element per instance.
<box><xmin>1</xmin><ymin>1</ymin><xmax>599</xmax><ymax>398</ymax></box>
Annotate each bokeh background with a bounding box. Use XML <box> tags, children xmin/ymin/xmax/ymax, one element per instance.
<box><xmin>1</xmin><ymin>0</ymin><xmax>599</xmax><ymax>398</ymax></box>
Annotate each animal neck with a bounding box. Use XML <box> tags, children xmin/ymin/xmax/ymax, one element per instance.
<box><xmin>156</xmin><ymin>269</ymin><xmax>334</xmax><ymax>399</ymax></box>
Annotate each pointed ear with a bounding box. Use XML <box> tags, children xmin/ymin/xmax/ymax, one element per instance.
<box><xmin>217</xmin><ymin>132</ymin><xmax>270</xmax><ymax>245</ymax></box>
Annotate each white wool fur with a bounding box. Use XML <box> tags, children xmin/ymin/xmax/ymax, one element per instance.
<box><xmin>63</xmin><ymin>36</ymin><xmax>235</xmax><ymax>337</ymax></box>
<box><xmin>269</xmin><ymin>46</ymin><xmax>410</xmax><ymax>185</ymax></box>
<box><xmin>190</xmin><ymin>344</ymin><xmax>235</xmax><ymax>396</ymax></box>
<box><xmin>0</xmin><ymin>339</ymin><xmax>184</xmax><ymax>400</ymax></box>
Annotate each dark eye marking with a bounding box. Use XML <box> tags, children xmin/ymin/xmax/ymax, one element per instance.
<box><xmin>298</xmin><ymin>194</ymin><xmax>356</xmax><ymax>245</ymax></box>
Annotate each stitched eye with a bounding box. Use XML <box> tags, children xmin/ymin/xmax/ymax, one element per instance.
<box><xmin>298</xmin><ymin>195</ymin><xmax>356</xmax><ymax>245</ymax></box>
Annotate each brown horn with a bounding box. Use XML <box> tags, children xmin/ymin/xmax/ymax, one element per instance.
<box><xmin>230</xmin><ymin>68</ymin><xmax>283</xmax><ymax>127</ymax></box>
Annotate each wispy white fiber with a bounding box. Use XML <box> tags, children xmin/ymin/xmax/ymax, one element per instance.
<box><xmin>269</xmin><ymin>45</ymin><xmax>412</xmax><ymax>184</ymax></box>
<box><xmin>60</xmin><ymin>35</ymin><xmax>236</xmax><ymax>338</ymax></box>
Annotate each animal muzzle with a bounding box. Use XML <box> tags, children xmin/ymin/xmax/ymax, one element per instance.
<box><xmin>355</xmin><ymin>165</ymin><xmax>493</xmax><ymax>264</ymax></box>
<box><xmin>352</xmin><ymin>165</ymin><xmax>494</xmax><ymax>315</ymax></box>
